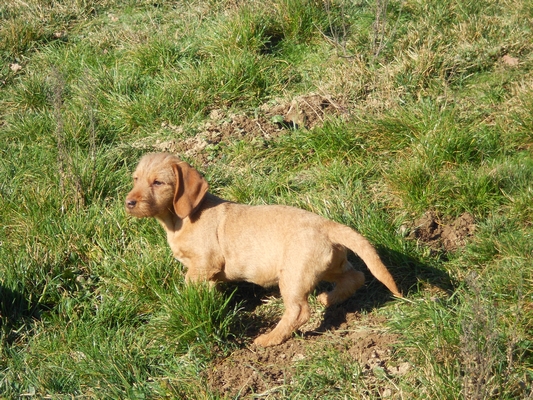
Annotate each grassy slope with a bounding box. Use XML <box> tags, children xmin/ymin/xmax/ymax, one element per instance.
<box><xmin>1</xmin><ymin>0</ymin><xmax>532</xmax><ymax>398</ymax></box>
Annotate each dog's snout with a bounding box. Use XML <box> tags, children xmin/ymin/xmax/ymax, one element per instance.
<box><xmin>126</xmin><ymin>199</ymin><xmax>137</xmax><ymax>209</ymax></box>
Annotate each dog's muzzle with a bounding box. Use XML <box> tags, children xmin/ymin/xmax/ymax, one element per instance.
<box><xmin>126</xmin><ymin>199</ymin><xmax>137</xmax><ymax>209</ymax></box>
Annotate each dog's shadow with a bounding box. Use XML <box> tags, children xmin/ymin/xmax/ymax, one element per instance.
<box><xmin>314</xmin><ymin>247</ymin><xmax>455</xmax><ymax>333</ymax></box>
<box><xmin>223</xmin><ymin>247</ymin><xmax>455</xmax><ymax>339</ymax></box>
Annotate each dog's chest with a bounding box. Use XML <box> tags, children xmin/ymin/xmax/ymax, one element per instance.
<box><xmin>166</xmin><ymin>230</ymin><xmax>192</xmax><ymax>265</ymax></box>
<box><xmin>170</xmin><ymin>246</ymin><xmax>188</xmax><ymax>265</ymax></box>
<box><xmin>166</xmin><ymin>224</ymin><xmax>220</xmax><ymax>269</ymax></box>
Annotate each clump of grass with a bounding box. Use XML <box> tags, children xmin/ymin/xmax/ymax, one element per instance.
<box><xmin>50</xmin><ymin>68</ymin><xmax>86</xmax><ymax>212</ymax></box>
<box><xmin>389</xmin><ymin>272</ymin><xmax>531</xmax><ymax>399</ymax></box>
<box><xmin>150</xmin><ymin>282</ymin><xmax>243</xmax><ymax>356</ymax></box>
<box><xmin>460</xmin><ymin>273</ymin><xmax>506</xmax><ymax>399</ymax></box>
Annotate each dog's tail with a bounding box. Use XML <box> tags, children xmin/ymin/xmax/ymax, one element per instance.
<box><xmin>328</xmin><ymin>222</ymin><xmax>402</xmax><ymax>297</ymax></box>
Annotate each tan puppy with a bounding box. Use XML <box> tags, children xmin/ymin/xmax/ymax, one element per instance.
<box><xmin>126</xmin><ymin>152</ymin><xmax>401</xmax><ymax>347</ymax></box>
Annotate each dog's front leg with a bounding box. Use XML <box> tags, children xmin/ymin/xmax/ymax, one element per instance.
<box><xmin>184</xmin><ymin>266</ymin><xmax>210</xmax><ymax>284</ymax></box>
<box><xmin>254</xmin><ymin>279</ymin><xmax>312</xmax><ymax>347</ymax></box>
<box><xmin>184</xmin><ymin>263</ymin><xmax>221</xmax><ymax>287</ymax></box>
<box><xmin>254</xmin><ymin>299</ymin><xmax>311</xmax><ymax>347</ymax></box>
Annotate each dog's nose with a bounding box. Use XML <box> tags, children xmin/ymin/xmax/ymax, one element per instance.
<box><xmin>126</xmin><ymin>199</ymin><xmax>137</xmax><ymax>209</ymax></box>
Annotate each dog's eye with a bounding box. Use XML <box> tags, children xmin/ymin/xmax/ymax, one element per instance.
<box><xmin>153</xmin><ymin>180</ymin><xmax>164</xmax><ymax>186</ymax></box>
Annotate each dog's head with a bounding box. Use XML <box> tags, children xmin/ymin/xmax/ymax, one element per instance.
<box><xmin>125</xmin><ymin>153</ymin><xmax>209</xmax><ymax>219</ymax></box>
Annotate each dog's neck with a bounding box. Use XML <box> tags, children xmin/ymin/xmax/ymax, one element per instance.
<box><xmin>155</xmin><ymin>193</ymin><xmax>226</xmax><ymax>234</ymax></box>
<box><xmin>156</xmin><ymin>211</ymin><xmax>183</xmax><ymax>234</ymax></box>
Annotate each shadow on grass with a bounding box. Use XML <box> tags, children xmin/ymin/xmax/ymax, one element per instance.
<box><xmin>315</xmin><ymin>246</ymin><xmax>456</xmax><ymax>333</ymax></box>
<box><xmin>221</xmin><ymin>246</ymin><xmax>456</xmax><ymax>340</ymax></box>
<box><xmin>221</xmin><ymin>282</ymin><xmax>281</xmax><ymax>340</ymax></box>
<box><xmin>0</xmin><ymin>284</ymin><xmax>41</xmax><ymax>344</ymax></box>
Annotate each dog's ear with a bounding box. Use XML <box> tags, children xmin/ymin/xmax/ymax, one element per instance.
<box><xmin>172</xmin><ymin>162</ymin><xmax>209</xmax><ymax>219</ymax></box>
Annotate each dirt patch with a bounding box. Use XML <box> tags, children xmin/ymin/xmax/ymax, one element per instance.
<box><xmin>154</xmin><ymin>94</ymin><xmax>345</xmax><ymax>166</ymax></box>
<box><xmin>206</xmin><ymin>313</ymin><xmax>406</xmax><ymax>398</ymax></box>
<box><xmin>262</xmin><ymin>93</ymin><xmax>344</xmax><ymax>130</ymax></box>
<box><xmin>404</xmin><ymin>211</ymin><xmax>476</xmax><ymax>252</ymax></box>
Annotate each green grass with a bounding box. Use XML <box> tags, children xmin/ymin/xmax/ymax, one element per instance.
<box><xmin>1</xmin><ymin>0</ymin><xmax>532</xmax><ymax>398</ymax></box>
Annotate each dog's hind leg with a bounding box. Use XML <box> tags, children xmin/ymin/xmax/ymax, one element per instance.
<box><xmin>317</xmin><ymin>260</ymin><xmax>365</xmax><ymax>307</ymax></box>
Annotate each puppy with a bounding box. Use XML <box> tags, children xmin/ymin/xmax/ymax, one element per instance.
<box><xmin>125</xmin><ymin>152</ymin><xmax>401</xmax><ymax>346</ymax></box>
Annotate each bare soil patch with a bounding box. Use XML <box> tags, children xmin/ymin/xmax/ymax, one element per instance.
<box><xmin>207</xmin><ymin>312</ymin><xmax>407</xmax><ymax>398</ymax></box>
<box><xmin>155</xmin><ymin>94</ymin><xmax>345</xmax><ymax>166</ymax></box>
<box><xmin>404</xmin><ymin>211</ymin><xmax>476</xmax><ymax>252</ymax></box>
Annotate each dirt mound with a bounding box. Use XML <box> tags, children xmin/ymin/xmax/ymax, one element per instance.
<box><xmin>206</xmin><ymin>314</ymin><xmax>407</xmax><ymax>398</ymax></box>
<box><xmin>155</xmin><ymin>94</ymin><xmax>344</xmax><ymax>166</ymax></box>
<box><xmin>264</xmin><ymin>93</ymin><xmax>343</xmax><ymax>130</ymax></box>
<box><xmin>404</xmin><ymin>211</ymin><xmax>476</xmax><ymax>252</ymax></box>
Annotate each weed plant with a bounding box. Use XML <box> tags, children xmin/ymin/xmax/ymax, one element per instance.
<box><xmin>1</xmin><ymin>0</ymin><xmax>532</xmax><ymax>398</ymax></box>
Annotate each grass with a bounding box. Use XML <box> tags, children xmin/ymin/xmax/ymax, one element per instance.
<box><xmin>1</xmin><ymin>0</ymin><xmax>532</xmax><ymax>398</ymax></box>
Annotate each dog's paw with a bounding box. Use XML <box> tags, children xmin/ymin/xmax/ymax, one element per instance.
<box><xmin>254</xmin><ymin>333</ymin><xmax>284</xmax><ymax>347</ymax></box>
<box><xmin>317</xmin><ymin>292</ymin><xmax>332</xmax><ymax>307</ymax></box>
